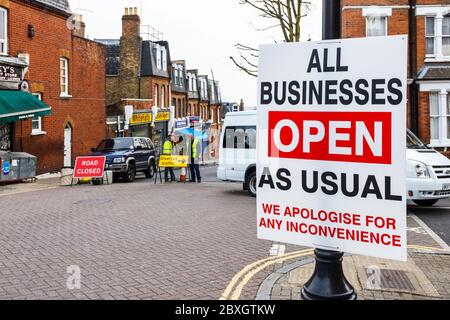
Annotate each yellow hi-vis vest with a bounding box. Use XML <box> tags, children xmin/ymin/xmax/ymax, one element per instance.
<box><xmin>163</xmin><ymin>140</ymin><xmax>173</xmax><ymax>155</ymax></box>
<box><xmin>192</xmin><ymin>138</ymin><xmax>200</xmax><ymax>159</ymax></box>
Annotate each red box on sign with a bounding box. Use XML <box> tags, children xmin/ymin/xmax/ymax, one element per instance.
<box><xmin>73</xmin><ymin>156</ymin><xmax>106</xmax><ymax>179</ymax></box>
<box><xmin>268</xmin><ymin>111</ymin><xmax>392</xmax><ymax>164</ymax></box>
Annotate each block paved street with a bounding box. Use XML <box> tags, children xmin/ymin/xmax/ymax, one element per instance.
<box><xmin>0</xmin><ymin>165</ymin><xmax>449</xmax><ymax>300</ymax></box>
<box><xmin>0</xmin><ymin>166</ymin><xmax>276</xmax><ymax>300</ymax></box>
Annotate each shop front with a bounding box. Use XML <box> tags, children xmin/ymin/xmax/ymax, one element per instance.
<box><xmin>129</xmin><ymin>110</ymin><xmax>171</xmax><ymax>153</ymax></box>
<box><xmin>0</xmin><ymin>59</ymin><xmax>52</xmax><ymax>153</ymax></box>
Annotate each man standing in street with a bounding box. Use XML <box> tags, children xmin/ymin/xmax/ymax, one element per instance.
<box><xmin>189</xmin><ymin>134</ymin><xmax>202</xmax><ymax>183</ymax></box>
<box><xmin>163</xmin><ymin>134</ymin><xmax>176</xmax><ymax>183</ymax></box>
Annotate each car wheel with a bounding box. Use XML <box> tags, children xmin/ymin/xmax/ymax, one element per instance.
<box><xmin>144</xmin><ymin>161</ymin><xmax>156</xmax><ymax>178</ymax></box>
<box><xmin>123</xmin><ymin>163</ymin><xmax>136</xmax><ymax>183</ymax></box>
<box><xmin>413</xmin><ymin>199</ymin><xmax>439</xmax><ymax>207</ymax></box>
<box><xmin>247</xmin><ymin>171</ymin><xmax>257</xmax><ymax>197</ymax></box>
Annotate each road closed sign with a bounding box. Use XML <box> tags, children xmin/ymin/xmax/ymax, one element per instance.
<box><xmin>73</xmin><ymin>156</ymin><xmax>106</xmax><ymax>179</ymax></box>
<box><xmin>257</xmin><ymin>36</ymin><xmax>407</xmax><ymax>261</ymax></box>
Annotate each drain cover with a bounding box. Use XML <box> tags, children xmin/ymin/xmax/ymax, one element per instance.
<box><xmin>367</xmin><ymin>268</ymin><xmax>416</xmax><ymax>291</ymax></box>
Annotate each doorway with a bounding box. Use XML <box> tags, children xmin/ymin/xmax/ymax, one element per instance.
<box><xmin>64</xmin><ymin>124</ymin><xmax>72</xmax><ymax>167</ymax></box>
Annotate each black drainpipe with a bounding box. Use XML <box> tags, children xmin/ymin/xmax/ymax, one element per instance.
<box><xmin>409</xmin><ymin>0</ymin><xmax>419</xmax><ymax>135</ymax></box>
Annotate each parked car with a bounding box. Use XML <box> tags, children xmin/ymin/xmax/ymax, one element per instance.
<box><xmin>406</xmin><ymin>129</ymin><xmax>450</xmax><ymax>206</ymax></box>
<box><xmin>218</xmin><ymin>111</ymin><xmax>450</xmax><ymax>206</ymax></box>
<box><xmin>91</xmin><ymin>137</ymin><xmax>157</xmax><ymax>183</ymax></box>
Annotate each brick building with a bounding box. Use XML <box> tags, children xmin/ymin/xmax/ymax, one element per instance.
<box><xmin>98</xmin><ymin>8</ymin><xmax>172</xmax><ymax>152</ymax></box>
<box><xmin>171</xmin><ymin>60</ymin><xmax>188</xmax><ymax>118</ymax></box>
<box><xmin>187</xmin><ymin>69</ymin><xmax>200</xmax><ymax>117</ymax></box>
<box><xmin>0</xmin><ymin>0</ymin><xmax>106</xmax><ymax>174</ymax></box>
<box><xmin>341</xmin><ymin>0</ymin><xmax>450</xmax><ymax>155</ymax></box>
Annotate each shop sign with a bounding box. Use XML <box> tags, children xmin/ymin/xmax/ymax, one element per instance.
<box><xmin>159</xmin><ymin>155</ymin><xmax>189</xmax><ymax>168</ymax></box>
<box><xmin>73</xmin><ymin>156</ymin><xmax>106</xmax><ymax>179</ymax></box>
<box><xmin>155</xmin><ymin>112</ymin><xmax>170</xmax><ymax>122</ymax></box>
<box><xmin>0</xmin><ymin>64</ymin><xmax>23</xmax><ymax>82</ymax></box>
<box><xmin>130</xmin><ymin>112</ymin><xmax>171</xmax><ymax>126</ymax></box>
<box><xmin>175</xmin><ymin>119</ymin><xmax>189</xmax><ymax>129</ymax></box>
<box><xmin>257</xmin><ymin>36</ymin><xmax>407</xmax><ymax>261</ymax></box>
<box><xmin>190</xmin><ymin>116</ymin><xmax>200</xmax><ymax>126</ymax></box>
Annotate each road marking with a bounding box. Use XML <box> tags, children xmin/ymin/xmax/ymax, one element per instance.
<box><xmin>221</xmin><ymin>244</ymin><xmax>448</xmax><ymax>301</ymax></box>
<box><xmin>220</xmin><ymin>248</ymin><xmax>314</xmax><ymax>300</ymax></box>
<box><xmin>228</xmin><ymin>251</ymin><xmax>314</xmax><ymax>300</ymax></box>
<box><xmin>409</xmin><ymin>214</ymin><xmax>450</xmax><ymax>250</ymax></box>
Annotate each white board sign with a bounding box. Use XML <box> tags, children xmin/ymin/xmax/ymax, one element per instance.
<box><xmin>257</xmin><ymin>36</ymin><xmax>407</xmax><ymax>261</ymax></box>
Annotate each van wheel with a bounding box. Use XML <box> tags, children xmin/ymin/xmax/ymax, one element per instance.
<box><xmin>246</xmin><ymin>171</ymin><xmax>257</xmax><ymax>197</ymax></box>
<box><xmin>413</xmin><ymin>199</ymin><xmax>439</xmax><ymax>207</ymax></box>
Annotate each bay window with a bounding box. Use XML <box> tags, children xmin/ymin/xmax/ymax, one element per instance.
<box><xmin>429</xmin><ymin>90</ymin><xmax>450</xmax><ymax>145</ymax></box>
<box><xmin>425</xmin><ymin>14</ymin><xmax>450</xmax><ymax>59</ymax></box>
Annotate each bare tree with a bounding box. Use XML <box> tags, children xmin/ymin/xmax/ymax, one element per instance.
<box><xmin>230</xmin><ymin>0</ymin><xmax>312</xmax><ymax>77</ymax></box>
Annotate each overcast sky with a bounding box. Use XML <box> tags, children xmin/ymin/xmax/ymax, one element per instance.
<box><xmin>69</xmin><ymin>0</ymin><xmax>322</xmax><ymax>106</ymax></box>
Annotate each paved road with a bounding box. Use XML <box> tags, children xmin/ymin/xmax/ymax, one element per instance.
<box><xmin>0</xmin><ymin>166</ymin><xmax>272</xmax><ymax>300</ymax></box>
<box><xmin>409</xmin><ymin>198</ymin><xmax>450</xmax><ymax>246</ymax></box>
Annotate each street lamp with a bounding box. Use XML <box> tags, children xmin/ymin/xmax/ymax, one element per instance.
<box><xmin>301</xmin><ymin>0</ymin><xmax>357</xmax><ymax>301</ymax></box>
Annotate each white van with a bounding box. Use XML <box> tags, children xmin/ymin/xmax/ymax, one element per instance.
<box><xmin>218</xmin><ymin>110</ymin><xmax>450</xmax><ymax>205</ymax></box>
<box><xmin>217</xmin><ymin>111</ymin><xmax>257</xmax><ymax>196</ymax></box>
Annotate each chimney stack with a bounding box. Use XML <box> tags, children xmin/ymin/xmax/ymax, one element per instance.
<box><xmin>119</xmin><ymin>7</ymin><xmax>141</xmax><ymax>99</ymax></box>
<box><xmin>71</xmin><ymin>14</ymin><xmax>86</xmax><ymax>38</ymax></box>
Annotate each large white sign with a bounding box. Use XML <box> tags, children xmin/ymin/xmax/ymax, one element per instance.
<box><xmin>257</xmin><ymin>36</ymin><xmax>407</xmax><ymax>261</ymax></box>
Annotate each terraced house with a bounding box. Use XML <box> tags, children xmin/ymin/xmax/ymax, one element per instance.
<box><xmin>0</xmin><ymin>0</ymin><xmax>106</xmax><ymax>174</ymax></box>
<box><xmin>99</xmin><ymin>7</ymin><xmax>172</xmax><ymax>152</ymax></box>
<box><xmin>342</xmin><ymin>0</ymin><xmax>450</xmax><ymax>156</ymax></box>
<box><xmin>171</xmin><ymin>60</ymin><xmax>188</xmax><ymax>119</ymax></box>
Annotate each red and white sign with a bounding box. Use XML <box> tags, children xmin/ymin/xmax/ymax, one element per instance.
<box><xmin>73</xmin><ymin>156</ymin><xmax>106</xmax><ymax>179</ymax></box>
<box><xmin>257</xmin><ymin>36</ymin><xmax>407</xmax><ymax>261</ymax></box>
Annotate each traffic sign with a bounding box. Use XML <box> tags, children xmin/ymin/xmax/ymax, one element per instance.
<box><xmin>257</xmin><ymin>36</ymin><xmax>407</xmax><ymax>261</ymax></box>
<box><xmin>73</xmin><ymin>156</ymin><xmax>106</xmax><ymax>179</ymax></box>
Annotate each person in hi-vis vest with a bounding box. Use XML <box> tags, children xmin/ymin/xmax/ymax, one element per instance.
<box><xmin>163</xmin><ymin>134</ymin><xmax>176</xmax><ymax>182</ymax></box>
<box><xmin>189</xmin><ymin>134</ymin><xmax>202</xmax><ymax>183</ymax></box>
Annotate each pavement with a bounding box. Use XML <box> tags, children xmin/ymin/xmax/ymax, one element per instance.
<box><xmin>0</xmin><ymin>165</ymin><xmax>449</xmax><ymax>300</ymax></box>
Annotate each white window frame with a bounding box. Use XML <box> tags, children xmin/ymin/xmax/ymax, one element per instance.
<box><xmin>426</xmin><ymin>16</ymin><xmax>437</xmax><ymax>57</ymax></box>
<box><xmin>161</xmin><ymin>47</ymin><xmax>167</xmax><ymax>71</ymax></box>
<box><xmin>0</xmin><ymin>7</ymin><xmax>8</xmax><ymax>55</ymax></box>
<box><xmin>365</xmin><ymin>15</ymin><xmax>388</xmax><ymax>37</ymax></box>
<box><xmin>363</xmin><ymin>7</ymin><xmax>391</xmax><ymax>38</ymax></box>
<box><xmin>429</xmin><ymin>89</ymin><xmax>450</xmax><ymax>147</ymax></box>
<box><xmin>161</xmin><ymin>85</ymin><xmax>165</xmax><ymax>108</ymax></box>
<box><xmin>60</xmin><ymin>57</ymin><xmax>70</xmax><ymax>97</ymax></box>
<box><xmin>154</xmin><ymin>84</ymin><xmax>159</xmax><ymax>107</ymax></box>
<box><xmin>422</xmin><ymin>9</ymin><xmax>450</xmax><ymax>62</ymax></box>
<box><xmin>156</xmin><ymin>45</ymin><xmax>162</xmax><ymax>70</ymax></box>
<box><xmin>31</xmin><ymin>93</ymin><xmax>46</xmax><ymax>136</ymax></box>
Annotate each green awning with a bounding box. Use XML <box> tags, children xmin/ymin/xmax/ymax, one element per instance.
<box><xmin>0</xmin><ymin>90</ymin><xmax>52</xmax><ymax>124</ymax></box>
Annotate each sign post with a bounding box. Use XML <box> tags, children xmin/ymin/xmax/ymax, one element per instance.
<box><xmin>257</xmin><ymin>0</ymin><xmax>407</xmax><ymax>300</ymax></box>
<box><xmin>304</xmin><ymin>0</ymin><xmax>355</xmax><ymax>301</ymax></box>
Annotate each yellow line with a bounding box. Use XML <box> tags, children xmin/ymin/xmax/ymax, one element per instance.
<box><xmin>220</xmin><ymin>248</ymin><xmax>314</xmax><ymax>300</ymax></box>
<box><xmin>229</xmin><ymin>251</ymin><xmax>314</xmax><ymax>300</ymax></box>
<box><xmin>221</xmin><ymin>244</ymin><xmax>447</xmax><ymax>301</ymax></box>
<box><xmin>408</xmin><ymin>245</ymin><xmax>448</xmax><ymax>252</ymax></box>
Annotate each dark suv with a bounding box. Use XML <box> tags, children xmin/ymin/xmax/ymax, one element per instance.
<box><xmin>91</xmin><ymin>137</ymin><xmax>157</xmax><ymax>182</ymax></box>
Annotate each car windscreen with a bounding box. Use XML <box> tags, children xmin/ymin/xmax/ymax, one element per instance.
<box><xmin>407</xmin><ymin>130</ymin><xmax>426</xmax><ymax>149</ymax></box>
<box><xmin>96</xmin><ymin>139</ymin><xmax>133</xmax><ymax>151</ymax></box>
